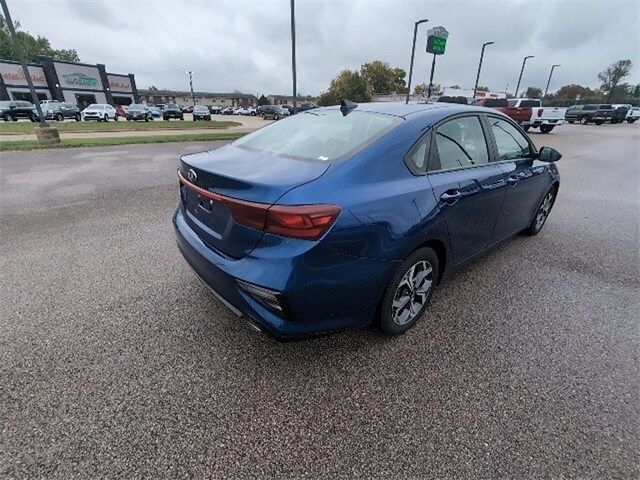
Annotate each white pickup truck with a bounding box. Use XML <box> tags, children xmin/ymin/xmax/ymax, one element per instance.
<box><xmin>500</xmin><ymin>98</ymin><xmax>566</xmax><ymax>133</ymax></box>
<box><xmin>612</xmin><ymin>104</ymin><xmax>640</xmax><ymax>124</ymax></box>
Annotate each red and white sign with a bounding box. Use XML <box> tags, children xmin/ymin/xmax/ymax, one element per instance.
<box><xmin>0</xmin><ymin>63</ymin><xmax>48</xmax><ymax>87</ymax></box>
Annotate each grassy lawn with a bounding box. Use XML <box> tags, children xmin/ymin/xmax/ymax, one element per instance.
<box><xmin>0</xmin><ymin>132</ymin><xmax>246</xmax><ymax>151</ymax></box>
<box><xmin>0</xmin><ymin>119</ymin><xmax>241</xmax><ymax>134</ymax></box>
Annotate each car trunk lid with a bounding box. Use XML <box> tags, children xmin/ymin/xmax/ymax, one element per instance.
<box><xmin>179</xmin><ymin>144</ymin><xmax>329</xmax><ymax>259</ymax></box>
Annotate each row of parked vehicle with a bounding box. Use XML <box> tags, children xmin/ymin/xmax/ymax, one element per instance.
<box><xmin>436</xmin><ymin>96</ymin><xmax>639</xmax><ymax>132</ymax></box>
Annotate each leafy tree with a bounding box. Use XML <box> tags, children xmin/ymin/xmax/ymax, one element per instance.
<box><xmin>554</xmin><ymin>84</ymin><xmax>600</xmax><ymax>100</ymax></box>
<box><xmin>633</xmin><ymin>84</ymin><xmax>640</xmax><ymax>98</ymax></box>
<box><xmin>0</xmin><ymin>13</ymin><xmax>80</xmax><ymax>62</ymax></box>
<box><xmin>413</xmin><ymin>83</ymin><xmax>427</xmax><ymax>94</ymax></box>
<box><xmin>598</xmin><ymin>59</ymin><xmax>632</xmax><ymax>101</ymax></box>
<box><xmin>523</xmin><ymin>86</ymin><xmax>543</xmax><ymax>99</ymax></box>
<box><xmin>476</xmin><ymin>85</ymin><xmax>489</xmax><ymax>92</ymax></box>
<box><xmin>317</xmin><ymin>70</ymin><xmax>373</xmax><ymax>106</ymax></box>
<box><xmin>360</xmin><ymin>60</ymin><xmax>406</xmax><ymax>94</ymax></box>
<box><xmin>257</xmin><ymin>95</ymin><xmax>270</xmax><ymax>106</ymax></box>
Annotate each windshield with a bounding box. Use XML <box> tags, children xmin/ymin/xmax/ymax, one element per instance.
<box><xmin>194</xmin><ymin>106</ymin><xmax>208</xmax><ymax>112</ymax></box>
<box><xmin>0</xmin><ymin>101</ymin><xmax>14</xmax><ymax>108</ymax></box>
<box><xmin>234</xmin><ymin>110</ymin><xmax>401</xmax><ymax>162</ymax></box>
<box><xmin>86</xmin><ymin>104</ymin><xmax>102</xmax><ymax>109</ymax></box>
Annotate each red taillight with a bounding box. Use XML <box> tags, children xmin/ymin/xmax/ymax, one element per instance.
<box><xmin>537</xmin><ymin>108</ymin><xmax>543</xmax><ymax>117</ymax></box>
<box><xmin>265</xmin><ymin>204</ymin><xmax>341</xmax><ymax>240</ymax></box>
<box><xmin>178</xmin><ymin>170</ymin><xmax>340</xmax><ymax>240</ymax></box>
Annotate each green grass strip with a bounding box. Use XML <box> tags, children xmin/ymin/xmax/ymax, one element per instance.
<box><xmin>0</xmin><ymin>119</ymin><xmax>241</xmax><ymax>134</ymax></box>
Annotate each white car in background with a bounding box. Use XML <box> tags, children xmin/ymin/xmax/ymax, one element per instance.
<box><xmin>82</xmin><ymin>104</ymin><xmax>117</xmax><ymax>121</ymax></box>
<box><xmin>236</xmin><ymin>107</ymin><xmax>256</xmax><ymax>116</ymax></box>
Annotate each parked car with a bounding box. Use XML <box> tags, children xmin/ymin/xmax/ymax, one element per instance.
<box><xmin>208</xmin><ymin>105</ymin><xmax>223</xmax><ymax>114</ymax></box>
<box><xmin>156</xmin><ymin>104</ymin><xmax>166</xmax><ymax>111</ymax></box>
<box><xmin>256</xmin><ymin>105</ymin><xmax>271</xmax><ymax>116</ymax></box>
<box><xmin>564</xmin><ymin>104</ymin><xmax>614</xmax><ymax>125</ymax></box>
<box><xmin>299</xmin><ymin>103</ymin><xmax>318</xmax><ymax>112</ymax></box>
<box><xmin>437</xmin><ymin>96</ymin><xmax>469</xmax><ymax>105</ymax></box>
<box><xmin>182</xmin><ymin>105</ymin><xmax>194</xmax><ymax>114</ymax></box>
<box><xmin>146</xmin><ymin>105</ymin><xmax>162</xmax><ymax>118</ymax></box>
<box><xmin>82</xmin><ymin>104</ymin><xmax>117</xmax><ymax>121</ymax></box>
<box><xmin>163</xmin><ymin>104</ymin><xmax>184</xmax><ymax>121</ymax></box>
<box><xmin>494</xmin><ymin>98</ymin><xmax>565</xmax><ymax>133</ymax></box>
<box><xmin>40</xmin><ymin>101</ymin><xmax>81</xmax><ymax>121</ymax></box>
<box><xmin>472</xmin><ymin>98</ymin><xmax>508</xmax><ymax>108</ymax></box>
<box><xmin>0</xmin><ymin>100</ymin><xmax>37</xmax><ymax>122</ymax></box>
<box><xmin>115</xmin><ymin>105</ymin><xmax>128</xmax><ymax>117</ymax></box>
<box><xmin>280</xmin><ymin>104</ymin><xmax>294</xmax><ymax>115</ymax></box>
<box><xmin>126</xmin><ymin>104</ymin><xmax>152</xmax><ymax>121</ymax></box>
<box><xmin>612</xmin><ymin>104</ymin><xmax>640</xmax><ymax>123</ymax></box>
<box><xmin>221</xmin><ymin>107</ymin><xmax>235</xmax><ymax>115</ymax></box>
<box><xmin>261</xmin><ymin>105</ymin><xmax>290</xmax><ymax>120</ymax></box>
<box><xmin>236</xmin><ymin>107</ymin><xmax>256</xmax><ymax>116</ymax></box>
<box><xmin>174</xmin><ymin>101</ymin><xmax>561</xmax><ymax>339</ymax></box>
<box><xmin>192</xmin><ymin>105</ymin><xmax>212</xmax><ymax>121</ymax></box>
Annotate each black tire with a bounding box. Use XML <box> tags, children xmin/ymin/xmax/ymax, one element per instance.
<box><xmin>567</xmin><ymin>120</ymin><xmax>574</xmax><ymax>124</ymax></box>
<box><xmin>627</xmin><ymin>119</ymin><xmax>637</xmax><ymax>124</ymax></box>
<box><xmin>164</xmin><ymin>117</ymin><xmax>169</xmax><ymax>121</ymax></box>
<box><xmin>378</xmin><ymin>247</ymin><xmax>439</xmax><ymax>335</ymax></box>
<box><xmin>145</xmin><ymin>115</ymin><xmax>149</xmax><ymax>122</ymax></box>
<box><xmin>103</xmin><ymin>114</ymin><xmax>108</xmax><ymax>122</ymax></box>
<box><xmin>2</xmin><ymin>113</ymin><xmax>11</xmax><ymax>122</ymax></box>
<box><xmin>524</xmin><ymin>186</ymin><xmax>557</xmax><ymax>236</ymax></box>
<box><xmin>540</xmin><ymin>125</ymin><xmax>554</xmax><ymax>134</ymax></box>
<box><xmin>180</xmin><ymin>116</ymin><xmax>184</xmax><ymax>121</ymax></box>
<box><xmin>12</xmin><ymin>116</ymin><xmax>18</xmax><ymax>121</ymax></box>
<box><xmin>594</xmin><ymin>119</ymin><xmax>604</xmax><ymax>125</ymax></box>
<box><xmin>579</xmin><ymin>116</ymin><xmax>588</xmax><ymax>125</ymax></box>
<box><xmin>55</xmin><ymin>113</ymin><xmax>64</xmax><ymax>122</ymax></box>
<box><xmin>74</xmin><ymin>113</ymin><xmax>81</xmax><ymax>122</ymax></box>
<box><xmin>522</xmin><ymin>125</ymin><xmax>530</xmax><ymax>132</ymax></box>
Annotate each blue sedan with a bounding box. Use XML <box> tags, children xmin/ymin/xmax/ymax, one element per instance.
<box><xmin>174</xmin><ymin>101</ymin><xmax>561</xmax><ymax>338</ymax></box>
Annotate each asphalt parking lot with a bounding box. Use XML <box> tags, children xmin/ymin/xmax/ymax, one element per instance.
<box><xmin>1</xmin><ymin>123</ymin><xmax>638</xmax><ymax>478</ymax></box>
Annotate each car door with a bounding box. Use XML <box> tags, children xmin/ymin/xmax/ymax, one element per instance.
<box><xmin>16</xmin><ymin>102</ymin><xmax>31</xmax><ymax>118</ymax></box>
<box><xmin>485</xmin><ymin>115</ymin><xmax>549</xmax><ymax>239</ymax></box>
<box><xmin>426</xmin><ymin>114</ymin><xmax>506</xmax><ymax>264</ymax></box>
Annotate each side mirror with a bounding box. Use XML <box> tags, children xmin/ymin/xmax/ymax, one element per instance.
<box><xmin>538</xmin><ymin>146</ymin><xmax>562</xmax><ymax>162</ymax></box>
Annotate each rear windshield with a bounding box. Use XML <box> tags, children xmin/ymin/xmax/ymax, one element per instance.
<box><xmin>598</xmin><ymin>104</ymin><xmax>612</xmax><ymax>109</ymax></box>
<box><xmin>234</xmin><ymin>110</ymin><xmax>401</xmax><ymax>162</ymax></box>
<box><xmin>194</xmin><ymin>106</ymin><xmax>209</xmax><ymax>112</ymax></box>
<box><xmin>128</xmin><ymin>104</ymin><xmax>146</xmax><ymax>111</ymax></box>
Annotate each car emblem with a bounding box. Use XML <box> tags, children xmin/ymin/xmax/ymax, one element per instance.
<box><xmin>187</xmin><ymin>169</ymin><xmax>197</xmax><ymax>183</ymax></box>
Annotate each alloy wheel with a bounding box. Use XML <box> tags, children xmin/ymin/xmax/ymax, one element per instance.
<box><xmin>535</xmin><ymin>190</ymin><xmax>555</xmax><ymax>230</ymax></box>
<box><xmin>391</xmin><ymin>260</ymin><xmax>434</xmax><ymax>325</ymax></box>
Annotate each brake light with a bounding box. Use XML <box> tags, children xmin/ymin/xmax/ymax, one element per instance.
<box><xmin>178</xmin><ymin>170</ymin><xmax>340</xmax><ymax>240</ymax></box>
<box><xmin>538</xmin><ymin>108</ymin><xmax>543</xmax><ymax>117</ymax></box>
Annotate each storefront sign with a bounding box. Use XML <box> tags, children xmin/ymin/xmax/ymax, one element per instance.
<box><xmin>0</xmin><ymin>63</ymin><xmax>48</xmax><ymax>87</ymax></box>
<box><xmin>61</xmin><ymin>73</ymin><xmax>99</xmax><ymax>87</ymax></box>
<box><xmin>107</xmin><ymin>74</ymin><xmax>132</xmax><ymax>92</ymax></box>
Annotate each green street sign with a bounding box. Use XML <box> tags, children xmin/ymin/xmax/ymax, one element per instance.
<box><xmin>426</xmin><ymin>26</ymin><xmax>449</xmax><ymax>55</ymax></box>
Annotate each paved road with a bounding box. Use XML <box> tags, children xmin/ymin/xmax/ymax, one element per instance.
<box><xmin>1</xmin><ymin>124</ymin><xmax>638</xmax><ymax>478</ymax></box>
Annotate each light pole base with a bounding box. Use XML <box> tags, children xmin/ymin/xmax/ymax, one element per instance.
<box><xmin>35</xmin><ymin>127</ymin><xmax>60</xmax><ymax>145</ymax></box>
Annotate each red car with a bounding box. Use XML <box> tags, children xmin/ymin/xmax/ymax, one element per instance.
<box><xmin>115</xmin><ymin>105</ymin><xmax>128</xmax><ymax>117</ymax></box>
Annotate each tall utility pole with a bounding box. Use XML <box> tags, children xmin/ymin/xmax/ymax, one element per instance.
<box><xmin>186</xmin><ymin>70</ymin><xmax>195</xmax><ymax>107</ymax></box>
<box><xmin>544</xmin><ymin>64</ymin><xmax>561</xmax><ymax>100</ymax></box>
<box><xmin>473</xmin><ymin>41</ymin><xmax>494</xmax><ymax>98</ymax></box>
<box><xmin>514</xmin><ymin>55</ymin><xmax>534</xmax><ymax>98</ymax></box>
<box><xmin>1</xmin><ymin>0</ymin><xmax>48</xmax><ymax>128</ymax></box>
<box><xmin>405</xmin><ymin>18</ymin><xmax>428</xmax><ymax>104</ymax></box>
<box><xmin>290</xmin><ymin>0</ymin><xmax>297</xmax><ymax>114</ymax></box>
<box><xmin>426</xmin><ymin>53</ymin><xmax>436</xmax><ymax>98</ymax></box>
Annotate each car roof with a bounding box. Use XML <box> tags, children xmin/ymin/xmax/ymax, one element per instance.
<box><xmin>314</xmin><ymin>101</ymin><xmax>500</xmax><ymax>123</ymax></box>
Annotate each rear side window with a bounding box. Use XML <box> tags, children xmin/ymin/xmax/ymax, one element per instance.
<box><xmin>520</xmin><ymin>100</ymin><xmax>541</xmax><ymax>108</ymax></box>
<box><xmin>507</xmin><ymin>100</ymin><xmax>518</xmax><ymax>107</ymax></box>
<box><xmin>488</xmin><ymin>117</ymin><xmax>532</xmax><ymax>160</ymax></box>
<box><xmin>431</xmin><ymin>116</ymin><xmax>489</xmax><ymax>171</ymax></box>
<box><xmin>483</xmin><ymin>98</ymin><xmax>508</xmax><ymax>107</ymax></box>
<box><xmin>405</xmin><ymin>132</ymin><xmax>431</xmax><ymax>175</ymax></box>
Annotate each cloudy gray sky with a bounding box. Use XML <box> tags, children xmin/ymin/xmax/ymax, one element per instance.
<box><xmin>10</xmin><ymin>0</ymin><xmax>640</xmax><ymax>96</ymax></box>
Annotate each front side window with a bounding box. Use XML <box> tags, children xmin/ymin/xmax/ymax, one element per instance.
<box><xmin>234</xmin><ymin>110</ymin><xmax>401</xmax><ymax>162</ymax></box>
<box><xmin>488</xmin><ymin>117</ymin><xmax>532</xmax><ymax>160</ymax></box>
<box><xmin>431</xmin><ymin>116</ymin><xmax>489</xmax><ymax>171</ymax></box>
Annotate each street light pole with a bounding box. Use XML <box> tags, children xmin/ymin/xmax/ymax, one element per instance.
<box><xmin>426</xmin><ymin>53</ymin><xmax>437</xmax><ymax>98</ymax></box>
<box><xmin>544</xmin><ymin>64</ymin><xmax>561</xmax><ymax>100</ymax></box>
<box><xmin>406</xmin><ymin>18</ymin><xmax>428</xmax><ymax>104</ymax></box>
<box><xmin>1</xmin><ymin>0</ymin><xmax>48</xmax><ymax>128</ymax></box>
<box><xmin>514</xmin><ymin>55</ymin><xmax>534</xmax><ymax>98</ymax></box>
<box><xmin>290</xmin><ymin>0</ymin><xmax>297</xmax><ymax>113</ymax></box>
<box><xmin>186</xmin><ymin>70</ymin><xmax>195</xmax><ymax>107</ymax></box>
<box><xmin>473</xmin><ymin>41</ymin><xmax>494</xmax><ymax>98</ymax></box>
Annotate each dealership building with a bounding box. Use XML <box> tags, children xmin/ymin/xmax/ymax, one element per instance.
<box><xmin>138</xmin><ymin>89</ymin><xmax>257</xmax><ymax>108</ymax></box>
<box><xmin>0</xmin><ymin>57</ymin><xmax>139</xmax><ymax>109</ymax></box>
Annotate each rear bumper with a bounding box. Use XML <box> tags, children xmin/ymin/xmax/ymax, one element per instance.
<box><xmin>173</xmin><ymin>205</ymin><xmax>397</xmax><ymax>339</ymax></box>
<box><xmin>530</xmin><ymin>119</ymin><xmax>564</xmax><ymax>126</ymax></box>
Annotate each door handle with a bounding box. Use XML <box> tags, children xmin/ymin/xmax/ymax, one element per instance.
<box><xmin>507</xmin><ymin>176</ymin><xmax>519</xmax><ymax>186</ymax></box>
<box><xmin>440</xmin><ymin>190</ymin><xmax>462</xmax><ymax>204</ymax></box>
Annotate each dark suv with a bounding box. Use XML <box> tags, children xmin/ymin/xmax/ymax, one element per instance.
<box><xmin>0</xmin><ymin>100</ymin><xmax>37</xmax><ymax>121</ymax></box>
<box><xmin>41</xmin><ymin>101</ymin><xmax>81</xmax><ymax>121</ymax></box>
<box><xmin>163</xmin><ymin>104</ymin><xmax>184</xmax><ymax>121</ymax></box>
<box><xmin>565</xmin><ymin>104</ymin><xmax>614</xmax><ymax>125</ymax></box>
